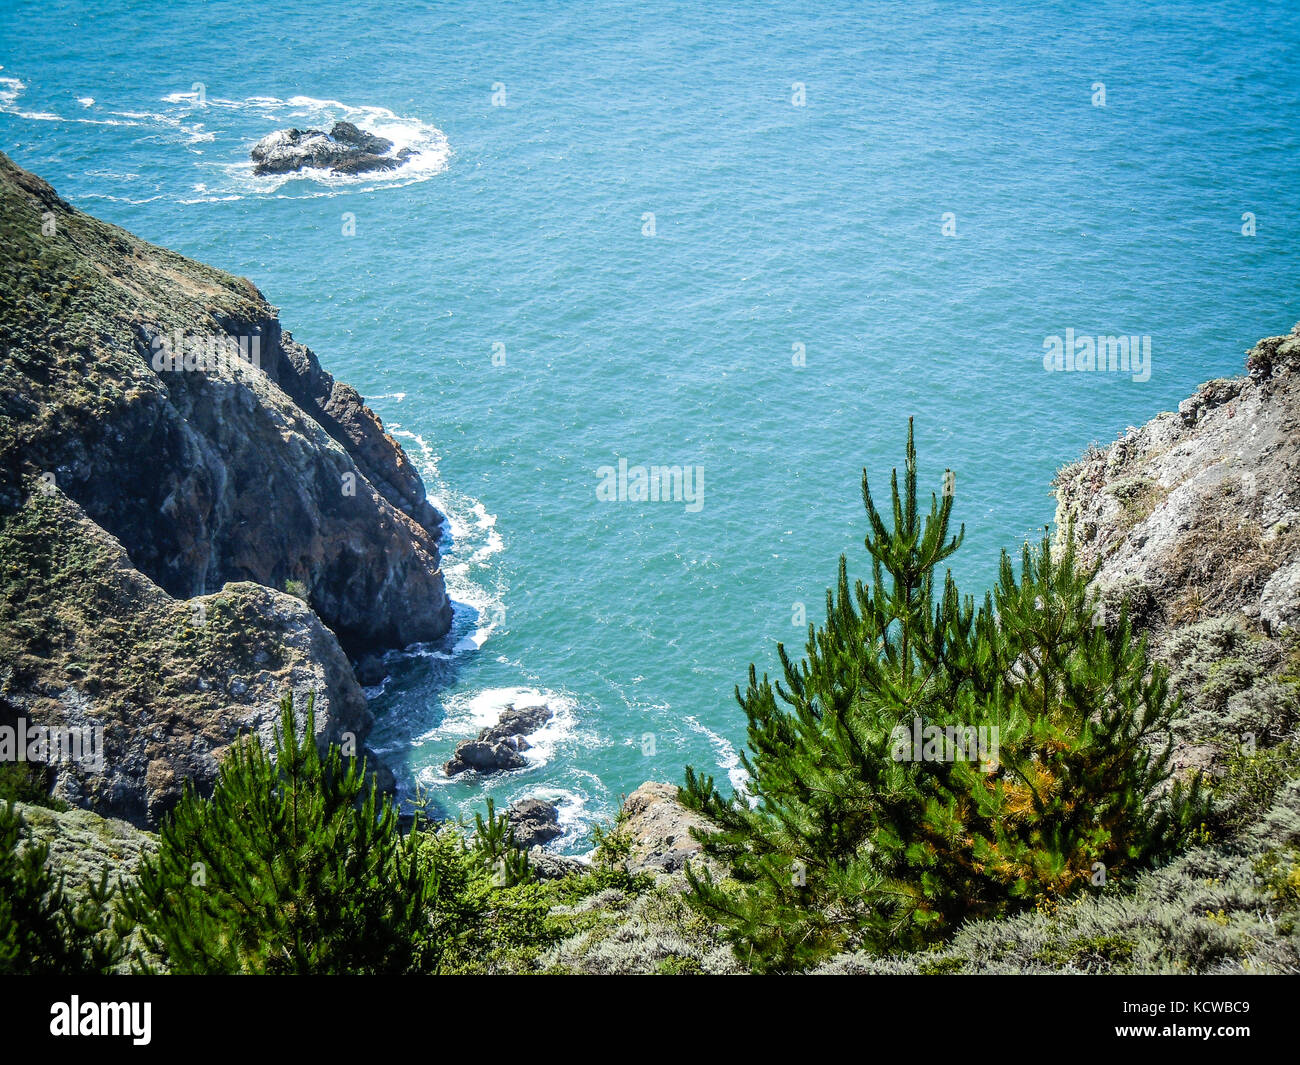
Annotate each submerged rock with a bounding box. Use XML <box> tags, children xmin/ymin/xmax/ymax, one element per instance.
<box><xmin>250</xmin><ymin>121</ymin><xmax>413</xmax><ymax>176</ymax></box>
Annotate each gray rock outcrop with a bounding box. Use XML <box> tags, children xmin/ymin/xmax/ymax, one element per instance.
<box><xmin>619</xmin><ymin>781</ymin><xmax>714</xmax><ymax>874</ymax></box>
<box><xmin>1053</xmin><ymin>323</ymin><xmax>1300</xmax><ymax>636</ymax></box>
<box><xmin>250</xmin><ymin>121</ymin><xmax>413</xmax><ymax>176</ymax></box>
<box><xmin>444</xmin><ymin>704</ymin><xmax>553</xmax><ymax>776</ymax></box>
<box><xmin>1053</xmin><ymin>322</ymin><xmax>1300</xmax><ymax>779</ymax></box>
<box><xmin>508</xmin><ymin>798</ymin><xmax>564</xmax><ymax>848</ymax></box>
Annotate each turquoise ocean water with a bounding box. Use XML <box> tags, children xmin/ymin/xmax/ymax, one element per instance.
<box><xmin>2</xmin><ymin>0</ymin><xmax>1297</xmax><ymax>847</ymax></box>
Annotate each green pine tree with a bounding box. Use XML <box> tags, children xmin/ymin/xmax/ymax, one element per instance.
<box><xmin>124</xmin><ymin>692</ymin><xmax>556</xmax><ymax>974</ymax></box>
<box><xmin>470</xmin><ymin>797</ymin><xmax>533</xmax><ymax>888</ymax></box>
<box><xmin>681</xmin><ymin>421</ymin><xmax>1203</xmax><ymax>972</ymax></box>
<box><xmin>124</xmin><ymin>692</ymin><xmax>440</xmax><ymax>974</ymax></box>
<box><xmin>0</xmin><ymin>800</ymin><xmax>126</xmax><ymax>973</ymax></box>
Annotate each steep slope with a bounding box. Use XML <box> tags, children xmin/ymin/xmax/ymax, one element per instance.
<box><xmin>0</xmin><ymin>154</ymin><xmax>450</xmax><ymax>826</ymax></box>
<box><xmin>0</xmin><ymin>152</ymin><xmax>451</xmax><ymax>652</ymax></box>
<box><xmin>1054</xmin><ymin>324</ymin><xmax>1300</xmax><ymax>778</ymax></box>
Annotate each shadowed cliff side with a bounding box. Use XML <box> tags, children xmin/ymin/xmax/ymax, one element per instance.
<box><xmin>0</xmin><ymin>153</ymin><xmax>450</xmax><ymax>826</ymax></box>
<box><xmin>0</xmin><ymin>152</ymin><xmax>451</xmax><ymax>653</ymax></box>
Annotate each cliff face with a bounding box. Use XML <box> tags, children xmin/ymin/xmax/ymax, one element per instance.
<box><xmin>1054</xmin><ymin>323</ymin><xmax>1300</xmax><ymax>641</ymax></box>
<box><xmin>0</xmin><ymin>153</ymin><xmax>451</xmax><ymax>653</ymax></box>
<box><xmin>1054</xmin><ymin>325</ymin><xmax>1300</xmax><ymax>780</ymax></box>
<box><xmin>0</xmin><ymin>153</ymin><xmax>451</xmax><ymax>825</ymax></box>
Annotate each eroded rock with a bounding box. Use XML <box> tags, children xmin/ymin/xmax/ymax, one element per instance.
<box><xmin>250</xmin><ymin>122</ymin><xmax>413</xmax><ymax>176</ymax></box>
<box><xmin>443</xmin><ymin>703</ymin><xmax>553</xmax><ymax>776</ymax></box>
<box><xmin>620</xmin><ymin>781</ymin><xmax>715</xmax><ymax>874</ymax></box>
<box><xmin>508</xmin><ymin>798</ymin><xmax>564</xmax><ymax>848</ymax></box>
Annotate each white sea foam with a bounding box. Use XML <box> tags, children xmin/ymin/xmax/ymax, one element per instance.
<box><xmin>169</xmin><ymin>91</ymin><xmax>451</xmax><ymax>195</ymax></box>
<box><xmin>389</xmin><ymin>426</ymin><xmax>506</xmax><ymax>656</ymax></box>
<box><xmin>0</xmin><ymin>74</ymin><xmax>447</xmax><ymax>199</ymax></box>
<box><xmin>683</xmin><ymin>714</ymin><xmax>750</xmax><ymax>796</ymax></box>
<box><xmin>108</xmin><ymin>109</ymin><xmax>213</xmax><ymax>143</ymax></box>
<box><xmin>79</xmin><ymin>193</ymin><xmax>166</xmax><ymax>205</ymax></box>
<box><xmin>0</xmin><ymin>74</ymin><xmax>21</xmax><ymax>109</ymax></box>
<box><xmin>0</xmin><ymin>73</ymin><xmax>61</xmax><ymax>123</ymax></box>
<box><xmin>508</xmin><ymin>785</ymin><xmax>596</xmax><ymax>846</ymax></box>
<box><xmin>411</xmin><ymin>686</ymin><xmax>579</xmax><ymax>784</ymax></box>
<box><xmin>0</xmin><ymin>73</ymin><xmax>194</xmax><ymax>131</ymax></box>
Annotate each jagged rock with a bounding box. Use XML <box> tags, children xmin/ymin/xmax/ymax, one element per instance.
<box><xmin>486</xmin><ymin>704</ymin><xmax>552</xmax><ymax>742</ymax></box>
<box><xmin>250</xmin><ymin>122</ymin><xmax>410</xmax><ymax>176</ymax></box>
<box><xmin>14</xmin><ymin>801</ymin><xmax>155</xmax><ymax>891</ymax></box>
<box><xmin>0</xmin><ymin>152</ymin><xmax>452</xmax><ymax>655</ymax></box>
<box><xmin>0</xmin><ymin>152</ymin><xmax>441</xmax><ymax>827</ymax></box>
<box><xmin>0</xmin><ymin>491</ymin><xmax>377</xmax><ymax>828</ymax></box>
<box><xmin>526</xmin><ymin>846</ymin><xmax>587</xmax><ymax>881</ymax></box>
<box><xmin>1054</xmin><ymin>323</ymin><xmax>1300</xmax><ymax>780</ymax></box>
<box><xmin>444</xmin><ymin>739</ymin><xmax>527</xmax><ymax>775</ymax></box>
<box><xmin>1054</xmin><ymin>322</ymin><xmax>1300</xmax><ymax>634</ymax></box>
<box><xmin>328</xmin><ymin>120</ymin><xmax>392</xmax><ymax>154</ymax></box>
<box><xmin>508</xmin><ymin>798</ymin><xmax>564</xmax><ymax>848</ymax></box>
<box><xmin>443</xmin><ymin>704</ymin><xmax>553</xmax><ymax>776</ymax></box>
<box><xmin>620</xmin><ymin>781</ymin><xmax>714</xmax><ymax>874</ymax></box>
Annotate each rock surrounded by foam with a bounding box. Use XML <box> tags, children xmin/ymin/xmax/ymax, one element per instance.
<box><xmin>250</xmin><ymin>120</ymin><xmax>413</xmax><ymax>175</ymax></box>
<box><xmin>444</xmin><ymin>703</ymin><xmax>553</xmax><ymax>776</ymax></box>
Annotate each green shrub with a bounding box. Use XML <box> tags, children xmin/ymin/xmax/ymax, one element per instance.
<box><xmin>0</xmin><ymin>800</ymin><xmax>124</xmax><ymax>973</ymax></box>
<box><xmin>682</xmin><ymin>423</ymin><xmax>1204</xmax><ymax>973</ymax></box>
<box><xmin>124</xmin><ymin>693</ymin><xmax>555</xmax><ymax>974</ymax></box>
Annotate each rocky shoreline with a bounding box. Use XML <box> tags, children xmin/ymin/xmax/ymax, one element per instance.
<box><xmin>3</xmin><ymin>150</ymin><xmax>1297</xmax><ymax>973</ymax></box>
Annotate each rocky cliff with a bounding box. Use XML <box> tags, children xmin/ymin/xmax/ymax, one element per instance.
<box><xmin>0</xmin><ymin>153</ymin><xmax>452</xmax><ymax>826</ymax></box>
<box><xmin>1054</xmin><ymin>323</ymin><xmax>1299</xmax><ymax>641</ymax></box>
<box><xmin>1054</xmin><ymin>324</ymin><xmax>1300</xmax><ymax>780</ymax></box>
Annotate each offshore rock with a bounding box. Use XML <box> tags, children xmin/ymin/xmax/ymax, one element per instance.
<box><xmin>250</xmin><ymin>121</ymin><xmax>413</xmax><ymax>176</ymax></box>
<box><xmin>443</xmin><ymin>704</ymin><xmax>553</xmax><ymax>776</ymax></box>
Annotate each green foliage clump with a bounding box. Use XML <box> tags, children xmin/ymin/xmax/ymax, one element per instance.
<box><xmin>0</xmin><ymin>801</ymin><xmax>125</xmax><ymax>973</ymax></box>
<box><xmin>1212</xmin><ymin>739</ymin><xmax>1300</xmax><ymax>835</ymax></box>
<box><xmin>469</xmin><ymin>797</ymin><xmax>533</xmax><ymax>888</ymax></box>
<box><xmin>681</xmin><ymin>422</ymin><xmax>1204</xmax><ymax>973</ymax></box>
<box><xmin>0</xmin><ymin>761</ymin><xmax>68</xmax><ymax>810</ymax></box>
<box><xmin>124</xmin><ymin>693</ymin><xmax>553</xmax><ymax>974</ymax></box>
<box><xmin>585</xmin><ymin>811</ymin><xmax>652</xmax><ymax>893</ymax></box>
